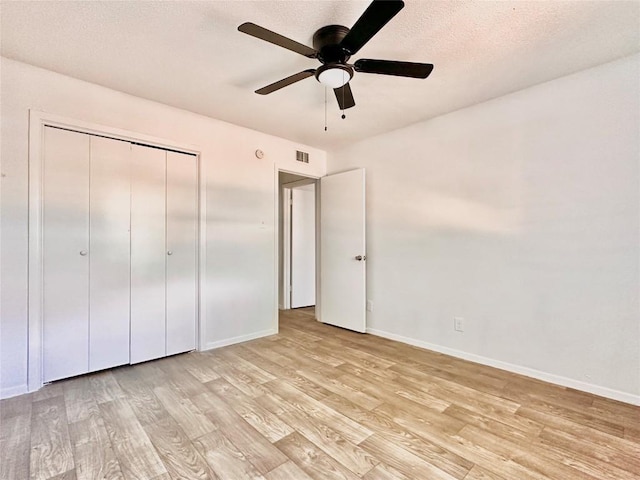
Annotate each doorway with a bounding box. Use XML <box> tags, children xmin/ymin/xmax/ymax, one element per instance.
<box><xmin>278</xmin><ymin>171</ymin><xmax>318</xmax><ymax>321</ymax></box>
<box><xmin>275</xmin><ymin>167</ymin><xmax>367</xmax><ymax>333</ymax></box>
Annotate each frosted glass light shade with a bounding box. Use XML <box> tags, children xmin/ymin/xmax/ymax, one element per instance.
<box><xmin>318</xmin><ymin>67</ymin><xmax>350</xmax><ymax>88</ymax></box>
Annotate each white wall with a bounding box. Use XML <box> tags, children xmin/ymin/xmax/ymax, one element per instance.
<box><xmin>0</xmin><ymin>58</ymin><xmax>326</xmax><ymax>398</ymax></box>
<box><xmin>328</xmin><ymin>54</ymin><xmax>640</xmax><ymax>404</ymax></box>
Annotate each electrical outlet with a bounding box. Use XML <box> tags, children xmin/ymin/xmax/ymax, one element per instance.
<box><xmin>366</xmin><ymin>300</ymin><xmax>373</xmax><ymax>312</ymax></box>
<box><xmin>454</xmin><ymin>317</ymin><xmax>464</xmax><ymax>332</ymax></box>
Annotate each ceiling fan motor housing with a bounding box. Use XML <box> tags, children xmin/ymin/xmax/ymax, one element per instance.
<box><xmin>313</xmin><ymin>25</ymin><xmax>352</xmax><ymax>64</ymax></box>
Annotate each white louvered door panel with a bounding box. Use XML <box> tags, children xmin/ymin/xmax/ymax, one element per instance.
<box><xmin>88</xmin><ymin>136</ymin><xmax>132</xmax><ymax>372</ymax></box>
<box><xmin>130</xmin><ymin>145</ymin><xmax>167</xmax><ymax>364</ymax></box>
<box><xmin>43</xmin><ymin>127</ymin><xmax>91</xmax><ymax>382</ymax></box>
<box><xmin>166</xmin><ymin>151</ymin><xmax>198</xmax><ymax>356</ymax></box>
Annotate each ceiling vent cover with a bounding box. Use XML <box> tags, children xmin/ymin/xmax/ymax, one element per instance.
<box><xmin>296</xmin><ymin>150</ymin><xmax>309</xmax><ymax>163</ymax></box>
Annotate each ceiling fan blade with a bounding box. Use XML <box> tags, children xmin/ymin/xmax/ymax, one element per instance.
<box><xmin>334</xmin><ymin>83</ymin><xmax>356</xmax><ymax>110</ymax></box>
<box><xmin>354</xmin><ymin>59</ymin><xmax>434</xmax><ymax>78</ymax></box>
<box><xmin>255</xmin><ymin>69</ymin><xmax>316</xmax><ymax>95</ymax></box>
<box><xmin>340</xmin><ymin>0</ymin><xmax>404</xmax><ymax>55</ymax></box>
<box><xmin>238</xmin><ymin>22</ymin><xmax>317</xmax><ymax>58</ymax></box>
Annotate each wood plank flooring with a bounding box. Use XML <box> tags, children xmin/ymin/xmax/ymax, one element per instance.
<box><xmin>1</xmin><ymin>307</ymin><xmax>639</xmax><ymax>479</ymax></box>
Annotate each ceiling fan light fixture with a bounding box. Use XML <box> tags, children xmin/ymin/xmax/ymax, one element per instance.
<box><xmin>315</xmin><ymin>64</ymin><xmax>353</xmax><ymax>88</ymax></box>
<box><xmin>240</xmin><ymin>0</ymin><xmax>432</xmax><ymax>111</ymax></box>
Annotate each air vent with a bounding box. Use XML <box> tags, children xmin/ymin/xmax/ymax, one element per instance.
<box><xmin>296</xmin><ymin>150</ymin><xmax>309</xmax><ymax>163</ymax></box>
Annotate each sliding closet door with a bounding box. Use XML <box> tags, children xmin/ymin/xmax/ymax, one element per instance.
<box><xmin>89</xmin><ymin>136</ymin><xmax>131</xmax><ymax>371</ymax></box>
<box><xmin>166</xmin><ymin>151</ymin><xmax>198</xmax><ymax>355</ymax></box>
<box><xmin>43</xmin><ymin>127</ymin><xmax>90</xmax><ymax>382</ymax></box>
<box><xmin>130</xmin><ymin>145</ymin><xmax>167</xmax><ymax>364</ymax></box>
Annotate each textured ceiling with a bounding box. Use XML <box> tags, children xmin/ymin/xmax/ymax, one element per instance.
<box><xmin>2</xmin><ymin>1</ymin><xmax>639</xmax><ymax>150</ymax></box>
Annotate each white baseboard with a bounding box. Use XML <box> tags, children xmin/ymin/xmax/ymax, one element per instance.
<box><xmin>0</xmin><ymin>384</ymin><xmax>29</xmax><ymax>400</ymax></box>
<box><xmin>2</xmin><ymin>330</ymin><xmax>279</xmax><ymax>400</ymax></box>
<box><xmin>203</xmin><ymin>328</ymin><xmax>278</xmax><ymax>351</ymax></box>
<box><xmin>366</xmin><ymin>328</ymin><xmax>640</xmax><ymax>406</ymax></box>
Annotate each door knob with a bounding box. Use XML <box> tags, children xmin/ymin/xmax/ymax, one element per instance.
<box><xmin>355</xmin><ymin>255</ymin><xmax>366</xmax><ymax>261</ymax></box>
<box><xmin>79</xmin><ymin>250</ymin><xmax>88</xmax><ymax>256</ymax></box>
<box><xmin>167</xmin><ymin>251</ymin><xmax>173</xmax><ymax>256</ymax></box>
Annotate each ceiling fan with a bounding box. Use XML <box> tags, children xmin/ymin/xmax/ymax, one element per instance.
<box><xmin>238</xmin><ymin>0</ymin><xmax>434</xmax><ymax>110</ymax></box>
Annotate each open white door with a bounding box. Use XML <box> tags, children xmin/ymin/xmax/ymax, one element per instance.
<box><xmin>320</xmin><ymin>169</ymin><xmax>366</xmax><ymax>332</ymax></box>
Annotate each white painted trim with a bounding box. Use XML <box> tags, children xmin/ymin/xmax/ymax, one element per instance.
<box><xmin>197</xmin><ymin>138</ymin><xmax>207</xmax><ymax>352</ymax></box>
<box><xmin>278</xmin><ymin>168</ymin><xmax>321</xmax><ymax>180</ymax></box>
<box><xmin>29</xmin><ymin>111</ymin><xmax>201</xmax><ymax>154</ymax></box>
<box><xmin>203</xmin><ymin>329</ymin><xmax>277</xmax><ymax>351</ymax></box>
<box><xmin>288</xmin><ymin>184</ymin><xmax>317</xmax><ymax>309</ymax></box>
<box><xmin>367</xmin><ymin>327</ymin><xmax>640</xmax><ymax>406</ymax></box>
<box><xmin>28</xmin><ymin>110</ymin><xmax>45</xmax><ymax>393</ymax></box>
<box><xmin>273</xmin><ymin>167</ymin><xmax>280</xmax><ymax>333</ymax></box>
<box><xmin>314</xmin><ymin>179</ymin><xmax>322</xmax><ymax>321</ymax></box>
<box><xmin>283</xmin><ymin>178</ymin><xmax>316</xmax><ymax>189</ymax></box>
<box><xmin>274</xmin><ymin>168</ymin><xmax>320</xmax><ymax>323</ymax></box>
<box><xmin>282</xmin><ymin>187</ymin><xmax>292</xmax><ymax>310</ymax></box>
<box><xmin>28</xmin><ymin>110</ymin><xmax>205</xmax><ymax>393</ymax></box>
<box><xmin>0</xmin><ymin>384</ymin><xmax>29</xmax><ymax>400</ymax></box>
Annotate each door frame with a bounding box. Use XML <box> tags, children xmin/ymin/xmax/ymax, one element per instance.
<box><xmin>281</xmin><ymin>178</ymin><xmax>317</xmax><ymax>310</ymax></box>
<box><xmin>275</xmin><ymin>169</ymin><xmax>320</xmax><ymax>324</ymax></box>
<box><xmin>27</xmin><ymin>110</ymin><xmax>205</xmax><ymax>392</ymax></box>
<box><xmin>281</xmin><ymin>186</ymin><xmax>292</xmax><ymax>310</ymax></box>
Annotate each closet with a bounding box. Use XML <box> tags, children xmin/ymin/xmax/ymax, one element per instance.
<box><xmin>42</xmin><ymin>126</ymin><xmax>197</xmax><ymax>383</ymax></box>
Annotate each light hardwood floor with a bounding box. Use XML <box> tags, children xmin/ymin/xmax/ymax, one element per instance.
<box><xmin>1</xmin><ymin>308</ymin><xmax>639</xmax><ymax>480</ymax></box>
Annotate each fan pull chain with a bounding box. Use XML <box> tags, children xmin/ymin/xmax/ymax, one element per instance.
<box><xmin>324</xmin><ymin>87</ymin><xmax>328</xmax><ymax>131</ymax></box>
<box><xmin>341</xmin><ymin>70</ymin><xmax>346</xmax><ymax>119</ymax></box>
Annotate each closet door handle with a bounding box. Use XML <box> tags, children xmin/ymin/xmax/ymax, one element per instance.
<box><xmin>79</xmin><ymin>250</ymin><xmax>88</xmax><ymax>256</ymax></box>
<box><xmin>167</xmin><ymin>251</ymin><xmax>173</xmax><ymax>256</ymax></box>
